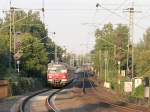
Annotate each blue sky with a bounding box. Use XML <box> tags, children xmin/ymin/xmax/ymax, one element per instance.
<box><xmin>0</xmin><ymin>0</ymin><xmax>150</xmax><ymax>54</ymax></box>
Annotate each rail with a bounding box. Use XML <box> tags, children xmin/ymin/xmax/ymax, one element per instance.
<box><xmin>46</xmin><ymin>79</ymin><xmax>73</xmax><ymax>112</ymax></box>
<box><xmin>19</xmin><ymin>89</ymin><xmax>50</xmax><ymax>112</ymax></box>
<box><xmin>83</xmin><ymin>71</ymin><xmax>144</xmax><ymax>112</ymax></box>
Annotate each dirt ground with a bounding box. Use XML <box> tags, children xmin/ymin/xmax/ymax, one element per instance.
<box><xmin>54</xmin><ymin>77</ymin><xmax>150</xmax><ymax>112</ymax></box>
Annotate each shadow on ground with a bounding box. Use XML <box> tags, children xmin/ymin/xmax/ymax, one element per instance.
<box><xmin>60</xmin><ymin>102</ymin><xmax>113</xmax><ymax>112</ymax></box>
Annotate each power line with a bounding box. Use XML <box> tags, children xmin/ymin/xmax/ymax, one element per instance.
<box><xmin>21</xmin><ymin>36</ymin><xmax>47</xmax><ymax>50</ymax></box>
<box><xmin>115</xmin><ymin>0</ymin><xmax>129</xmax><ymax>10</ymax></box>
<box><xmin>0</xmin><ymin>8</ymin><xmax>120</xmax><ymax>12</ymax></box>
<box><xmin>96</xmin><ymin>3</ymin><xmax>146</xmax><ymax>32</ymax></box>
<box><xmin>0</xmin><ymin>12</ymin><xmax>39</xmax><ymax>32</ymax></box>
<box><xmin>100</xmin><ymin>3</ymin><xmax>150</xmax><ymax>7</ymax></box>
<box><xmin>136</xmin><ymin>8</ymin><xmax>150</xmax><ymax>22</ymax></box>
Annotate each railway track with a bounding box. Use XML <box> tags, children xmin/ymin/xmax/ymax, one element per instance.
<box><xmin>19</xmin><ymin>89</ymin><xmax>51</xmax><ymax>112</ymax></box>
<box><xmin>46</xmin><ymin>79</ymin><xmax>73</xmax><ymax>112</ymax></box>
<box><xmin>82</xmin><ymin>71</ymin><xmax>145</xmax><ymax>112</ymax></box>
<box><xmin>19</xmin><ymin>79</ymin><xmax>73</xmax><ymax>112</ymax></box>
<box><xmin>90</xmin><ymin>78</ymin><xmax>149</xmax><ymax>111</ymax></box>
<box><xmin>17</xmin><ymin>71</ymin><xmax>146</xmax><ymax>112</ymax></box>
<box><xmin>46</xmin><ymin>88</ymin><xmax>63</xmax><ymax>112</ymax></box>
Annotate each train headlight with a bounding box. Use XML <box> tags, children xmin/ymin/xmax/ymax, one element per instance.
<box><xmin>62</xmin><ymin>75</ymin><xmax>66</xmax><ymax>79</ymax></box>
<box><xmin>48</xmin><ymin>75</ymin><xmax>52</xmax><ymax>79</ymax></box>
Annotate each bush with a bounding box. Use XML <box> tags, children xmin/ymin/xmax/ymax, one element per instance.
<box><xmin>110</xmin><ymin>80</ymin><xmax>117</xmax><ymax>90</ymax></box>
<box><xmin>11</xmin><ymin>77</ymin><xmax>46</xmax><ymax>95</ymax></box>
<box><xmin>131</xmin><ymin>84</ymin><xmax>144</xmax><ymax>98</ymax></box>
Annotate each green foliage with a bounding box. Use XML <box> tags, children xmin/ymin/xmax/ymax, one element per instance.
<box><xmin>0</xmin><ymin>10</ymin><xmax>65</xmax><ymax>80</ymax></box>
<box><xmin>131</xmin><ymin>85</ymin><xmax>144</xmax><ymax>98</ymax></box>
<box><xmin>92</xmin><ymin>23</ymin><xmax>129</xmax><ymax>81</ymax></box>
<box><xmin>20</xmin><ymin>33</ymin><xmax>48</xmax><ymax>77</ymax></box>
<box><xmin>134</xmin><ymin>28</ymin><xmax>150</xmax><ymax>76</ymax></box>
<box><xmin>11</xmin><ymin>77</ymin><xmax>45</xmax><ymax>95</ymax></box>
<box><xmin>110</xmin><ymin>79</ymin><xmax>117</xmax><ymax>90</ymax></box>
<box><xmin>0</xmin><ymin>34</ymin><xmax>10</xmax><ymax>78</ymax></box>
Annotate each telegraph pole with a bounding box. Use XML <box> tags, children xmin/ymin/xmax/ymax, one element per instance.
<box><xmin>54</xmin><ymin>39</ymin><xmax>57</xmax><ymax>63</ymax></box>
<box><xmin>12</xmin><ymin>8</ymin><xmax>15</xmax><ymax>54</ymax></box>
<box><xmin>130</xmin><ymin>6</ymin><xmax>134</xmax><ymax>79</ymax></box>
<box><xmin>49</xmin><ymin>32</ymin><xmax>57</xmax><ymax>63</ymax></box>
<box><xmin>98</xmin><ymin>50</ymin><xmax>101</xmax><ymax>80</ymax></box>
<box><xmin>9</xmin><ymin>0</ymin><xmax>12</xmax><ymax>70</ymax></box>
<box><xmin>12</xmin><ymin>7</ymin><xmax>16</xmax><ymax>72</ymax></box>
<box><xmin>104</xmin><ymin>50</ymin><xmax>108</xmax><ymax>83</ymax></box>
<box><xmin>51</xmin><ymin>32</ymin><xmax>57</xmax><ymax>63</ymax></box>
<box><xmin>42</xmin><ymin>0</ymin><xmax>45</xmax><ymax>24</ymax></box>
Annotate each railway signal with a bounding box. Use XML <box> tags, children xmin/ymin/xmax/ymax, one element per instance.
<box><xmin>144</xmin><ymin>77</ymin><xmax>149</xmax><ymax>87</ymax></box>
<box><xmin>17</xmin><ymin>60</ymin><xmax>20</xmax><ymax>74</ymax></box>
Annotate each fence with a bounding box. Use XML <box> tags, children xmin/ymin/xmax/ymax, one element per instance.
<box><xmin>0</xmin><ymin>80</ymin><xmax>9</xmax><ymax>99</ymax></box>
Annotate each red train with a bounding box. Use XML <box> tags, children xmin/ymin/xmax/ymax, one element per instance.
<box><xmin>47</xmin><ymin>63</ymin><xmax>69</xmax><ymax>87</ymax></box>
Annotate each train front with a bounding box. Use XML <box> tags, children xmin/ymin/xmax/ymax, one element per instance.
<box><xmin>47</xmin><ymin>64</ymin><xmax>68</xmax><ymax>87</ymax></box>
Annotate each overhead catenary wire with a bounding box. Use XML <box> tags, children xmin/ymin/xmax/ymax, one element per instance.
<box><xmin>97</xmin><ymin>36</ymin><xmax>127</xmax><ymax>52</ymax></box>
<box><xmin>0</xmin><ymin>5</ymin><xmax>147</xmax><ymax>25</ymax></box>
<box><xmin>136</xmin><ymin>8</ymin><xmax>150</xmax><ymax>22</ymax></box>
<box><xmin>21</xmin><ymin>36</ymin><xmax>51</xmax><ymax>50</ymax></box>
<box><xmin>96</xmin><ymin>3</ymin><xmax>150</xmax><ymax>7</ymax></box>
<box><xmin>82</xmin><ymin>1</ymin><xmax>129</xmax><ymax>38</ymax></box>
<box><xmin>0</xmin><ymin>8</ymin><xmax>121</xmax><ymax>13</ymax></box>
<box><xmin>94</xmin><ymin>1</ymin><xmax>130</xmax><ymax>28</ymax></box>
<box><xmin>0</xmin><ymin>10</ymin><xmax>47</xmax><ymax>32</ymax></box>
<box><xmin>0</xmin><ymin>15</ymin><xmax>28</xmax><ymax>32</ymax></box>
<box><xmin>89</xmin><ymin>6</ymin><xmax>99</xmax><ymax>29</ymax></box>
<box><xmin>96</xmin><ymin>0</ymin><xmax>127</xmax><ymax>27</ymax></box>
<box><xmin>115</xmin><ymin>0</ymin><xmax>129</xmax><ymax>10</ymax></box>
<box><xmin>137</xmin><ymin>14</ymin><xmax>150</xmax><ymax>21</ymax></box>
<box><xmin>96</xmin><ymin>3</ymin><xmax>146</xmax><ymax>33</ymax></box>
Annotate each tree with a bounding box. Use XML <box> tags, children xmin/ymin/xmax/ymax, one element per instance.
<box><xmin>0</xmin><ymin>34</ymin><xmax>9</xmax><ymax>78</ymax></box>
<box><xmin>20</xmin><ymin>33</ymin><xmax>48</xmax><ymax>77</ymax></box>
<box><xmin>0</xmin><ymin>10</ymin><xmax>65</xmax><ymax>78</ymax></box>
<box><xmin>114</xmin><ymin>24</ymin><xmax>128</xmax><ymax>69</ymax></box>
<box><xmin>92</xmin><ymin>23</ymin><xmax>129</xmax><ymax>81</ymax></box>
<box><xmin>134</xmin><ymin>28</ymin><xmax>150</xmax><ymax>76</ymax></box>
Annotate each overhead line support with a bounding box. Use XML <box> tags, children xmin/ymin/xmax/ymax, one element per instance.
<box><xmin>123</xmin><ymin>3</ymin><xmax>141</xmax><ymax>79</ymax></box>
<box><xmin>9</xmin><ymin>0</ymin><xmax>12</xmax><ymax>70</ymax></box>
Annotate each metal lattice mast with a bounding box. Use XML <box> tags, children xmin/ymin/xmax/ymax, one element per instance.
<box><xmin>9</xmin><ymin>0</ymin><xmax>12</xmax><ymax>69</ymax></box>
<box><xmin>127</xmin><ymin>2</ymin><xmax>141</xmax><ymax>79</ymax></box>
<box><xmin>104</xmin><ymin>50</ymin><xmax>108</xmax><ymax>82</ymax></box>
<box><xmin>12</xmin><ymin>8</ymin><xmax>16</xmax><ymax>54</ymax></box>
<box><xmin>42</xmin><ymin>0</ymin><xmax>45</xmax><ymax>24</ymax></box>
<box><xmin>130</xmin><ymin>6</ymin><xmax>134</xmax><ymax>79</ymax></box>
<box><xmin>125</xmin><ymin>2</ymin><xmax>135</xmax><ymax>79</ymax></box>
<box><xmin>99</xmin><ymin>50</ymin><xmax>102</xmax><ymax>80</ymax></box>
<box><xmin>12</xmin><ymin>7</ymin><xmax>17</xmax><ymax>72</ymax></box>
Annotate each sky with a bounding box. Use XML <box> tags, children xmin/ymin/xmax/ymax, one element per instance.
<box><xmin>0</xmin><ymin>0</ymin><xmax>150</xmax><ymax>54</ymax></box>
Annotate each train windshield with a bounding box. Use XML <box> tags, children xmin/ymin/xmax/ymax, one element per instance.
<box><xmin>48</xmin><ymin>67</ymin><xmax>67</xmax><ymax>74</ymax></box>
